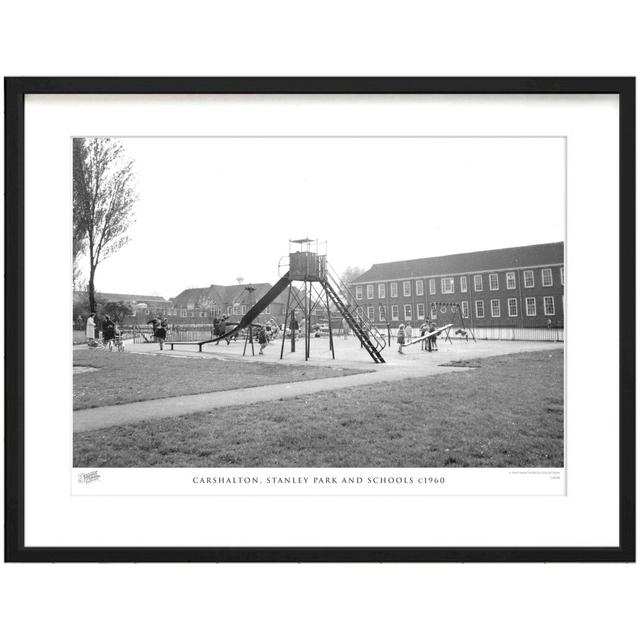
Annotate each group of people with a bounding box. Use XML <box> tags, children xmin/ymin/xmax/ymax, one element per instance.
<box><xmin>85</xmin><ymin>312</ymin><xmax>122</xmax><ymax>351</ymax></box>
<box><xmin>396</xmin><ymin>320</ymin><xmax>438</xmax><ymax>355</ymax></box>
<box><xmin>85</xmin><ymin>308</ymin><xmax>443</xmax><ymax>357</ymax></box>
<box><xmin>212</xmin><ymin>315</ymin><xmax>278</xmax><ymax>354</ymax></box>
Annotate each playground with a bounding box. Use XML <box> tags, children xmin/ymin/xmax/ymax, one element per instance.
<box><xmin>73</xmin><ymin>238</ymin><xmax>564</xmax><ymax>468</ymax></box>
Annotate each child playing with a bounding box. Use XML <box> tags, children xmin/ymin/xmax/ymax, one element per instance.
<box><xmin>257</xmin><ymin>325</ymin><xmax>269</xmax><ymax>355</ymax></box>
<box><xmin>155</xmin><ymin>322</ymin><xmax>167</xmax><ymax>350</ymax></box>
<box><xmin>113</xmin><ymin>325</ymin><xmax>125</xmax><ymax>352</ymax></box>
<box><xmin>428</xmin><ymin>320</ymin><xmax>438</xmax><ymax>352</ymax></box>
<box><xmin>419</xmin><ymin>320</ymin><xmax>429</xmax><ymax>351</ymax></box>
<box><xmin>397</xmin><ymin>323</ymin><xmax>406</xmax><ymax>354</ymax></box>
<box><xmin>405</xmin><ymin>322</ymin><xmax>413</xmax><ymax>344</ymax></box>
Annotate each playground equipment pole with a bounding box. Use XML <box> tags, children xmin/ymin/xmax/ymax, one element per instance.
<box><xmin>307</xmin><ymin>282</ymin><xmax>312</xmax><ymax>360</ymax></box>
<box><xmin>326</xmin><ymin>287</ymin><xmax>335</xmax><ymax>359</ymax></box>
<box><xmin>242</xmin><ymin>285</ymin><xmax>256</xmax><ymax>356</ymax></box>
<box><xmin>304</xmin><ymin>280</ymin><xmax>311</xmax><ymax>362</ymax></box>
<box><xmin>243</xmin><ymin>325</ymin><xmax>255</xmax><ymax>356</ymax></box>
<box><xmin>303</xmin><ymin>281</ymin><xmax>307</xmax><ymax>360</ymax></box>
<box><xmin>280</xmin><ymin>286</ymin><xmax>292</xmax><ymax>359</ymax></box>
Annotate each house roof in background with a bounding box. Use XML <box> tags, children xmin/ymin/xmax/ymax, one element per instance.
<box><xmin>352</xmin><ymin>242</ymin><xmax>564</xmax><ymax>283</ymax></box>
<box><xmin>98</xmin><ymin>292</ymin><xmax>168</xmax><ymax>302</ymax></box>
<box><xmin>171</xmin><ymin>282</ymin><xmax>286</xmax><ymax>308</ymax></box>
<box><xmin>72</xmin><ymin>291</ymin><xmax>170</xmax><ymax>305</ymax></box>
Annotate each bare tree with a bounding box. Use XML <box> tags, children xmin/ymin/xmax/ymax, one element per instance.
<box><xmin>73</xmin><ymin>138</ymin><xmax>137</xmax><ymax>312</ymax></box>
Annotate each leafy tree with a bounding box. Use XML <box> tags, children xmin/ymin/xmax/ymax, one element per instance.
<box><xmin>101</xmin><ymin>300</ymin><xmax>134</xmax><ymax>324</ymax></box>
<box><xmin>73</xmin><ymin>295</ymin><xmax>132</xmax><ymax>329</ymax></box>
<box><xmin>73</xmin><ymin>138</ymin><xmax>137</xmax><ymax>312</ymax></box>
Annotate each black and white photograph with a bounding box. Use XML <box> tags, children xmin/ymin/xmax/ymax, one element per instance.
<box><xmin>6</xmin><ymin>78</ymin><xmax>632</xmax><ymax>562</ymax></box>
<box><xmin>72</xmin><ymin>135</ymin><xmax>565</xmax><ymax>473</ymax></box>
<box><xmin>2</xmin><ymin>2</ymin><xmax>638</xmax><ymax>637</ymax></box>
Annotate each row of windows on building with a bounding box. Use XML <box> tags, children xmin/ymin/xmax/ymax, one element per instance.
<box><xmin>138</xmin><ymin>304</ymin><xmax>271</xmax><ymax>318</ymax></box>
<box><xmin>355</xmin><ymin>267</ymin><xmax>564</xmax><ymax>301</ymax></box>
<box><xmin>361</xmin><ymin>296</ymin><xmax>558</xmax><ymax>322</ymax></box>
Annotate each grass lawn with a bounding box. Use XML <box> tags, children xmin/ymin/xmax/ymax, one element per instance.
<box><xmin>74</xmin><ymin>349</ymin><xmax>564</xmax><ymax>468</ymax></box>
<box><xmin>73</xmin><ymin>350</ymin><xmax>364</xmax><ymax>410</ymax></box>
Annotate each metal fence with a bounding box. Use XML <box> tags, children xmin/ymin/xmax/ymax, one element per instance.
<box><xmin>128</xmin><ymin>324</ymin><xmax>256</xmax><ymax>345</ymax></box>
<box><xmin>127</xmin><ymin>325</ymin><xmax>214</xmax><ymax>344</ymax></box>
<box><xmin>126</xmin><ymin>322</ymin><xmax>563</xmax><ymax>345</ymax></box>
<box><xmin>377</xmin><ymin>324</ymin><xmax>564</xmax><ymax>343</ymax></box>
<box><xmin>470</xmin><ymin>326</ymin><xmax>564</xmax><ymax>342</ymax></box>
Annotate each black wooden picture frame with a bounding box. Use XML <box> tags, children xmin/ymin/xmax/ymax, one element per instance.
<box><xmin>4</xmin><ymin>77</ymin><xmax>635</xmax><ymax>562</ymax></box>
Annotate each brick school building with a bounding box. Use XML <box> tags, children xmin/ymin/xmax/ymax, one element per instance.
<box><xmin>349</xmin><ymin>242</ymin><xmax>564</xmax><ymax>340</ymax></box>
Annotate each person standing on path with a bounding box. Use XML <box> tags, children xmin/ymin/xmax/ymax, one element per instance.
<box><xmin>85</xmin><ymin>312</ymin><xmax>97</xmax><ymax>344</ymax></box>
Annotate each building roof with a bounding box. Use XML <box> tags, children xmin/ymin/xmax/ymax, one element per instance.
<box><xmin>74</xmin><ymin>291</ymin><xmax>169</xmax><ymax>305</ymax></box>
<box><xmin>352</xmin><ymin>242</ymin><xmax>564</xmax><ymax>283</ymax></box>
<box><xmin>171</xmin><ymin>282</ymin><xmax>287</xmax><ymax>308</ymax></box>
<box><xmin>98</xmin><ymin>292</ymin><xmax>167</xmax><ymax>302</ymax></box>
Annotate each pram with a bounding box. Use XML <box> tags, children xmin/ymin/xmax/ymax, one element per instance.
<box><xmin>113</xmin><ymin>330</ymin><xmax>125</xmax><ymax>352</ymax></box>
<box><xmin>88</xmin><ymin>330</ymin><xmax>124</xmax><ymax>352</ymax></box>
<box><xmin>87</xmin><ymin>337</ymin><xmax>104</xmax><ymax>349</ymax></box>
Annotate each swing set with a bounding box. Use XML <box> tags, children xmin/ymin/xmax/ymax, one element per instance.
<box><xmin>428</xmin><ymin>301</ymin><xmax>476</xmax><ymax>343</ymax></box>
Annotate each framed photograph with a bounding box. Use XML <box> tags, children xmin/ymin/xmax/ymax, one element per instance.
<box><xmin>4</xmin><ymin>77</ymin><xmax>635</xmax><ymax>562</ymax></box>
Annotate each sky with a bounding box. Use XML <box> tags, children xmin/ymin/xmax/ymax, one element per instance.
<box><xmin>79</xmin><ymin>136</ymin><xmax>565</xmax><ymax>299</ymax></box>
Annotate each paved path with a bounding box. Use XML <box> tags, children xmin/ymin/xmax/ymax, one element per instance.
<box><xmin>73</xmin><ymin>364</ymin><xmax>469</xmax><ymax>432</ymax></box>
<box><xmin>74</xmin><ymin>338</ymin><xmax>563</xmax><ymax>432</ymax></box>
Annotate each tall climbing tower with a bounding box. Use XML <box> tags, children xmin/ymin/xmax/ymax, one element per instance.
<box><xmin>279</xmin><ymin>238</ymin><xmax>386</xmax><ymax>363</ymax></box>
<box><xmin>165</xmin><ymin>239</ymin><xmax>386</xmax><ymax>363</ymax></box>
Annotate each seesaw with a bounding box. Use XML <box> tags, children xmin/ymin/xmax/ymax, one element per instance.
<box><xmin>404</xmin><ymin>323</ymin><xmax>453</xmax><ymax>347</ymax></box>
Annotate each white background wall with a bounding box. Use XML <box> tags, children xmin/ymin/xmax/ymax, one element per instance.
<box><xmin>1</xmin><ymin>2</ymin><xmax>638</xmax><ymax>639</ymax></box>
